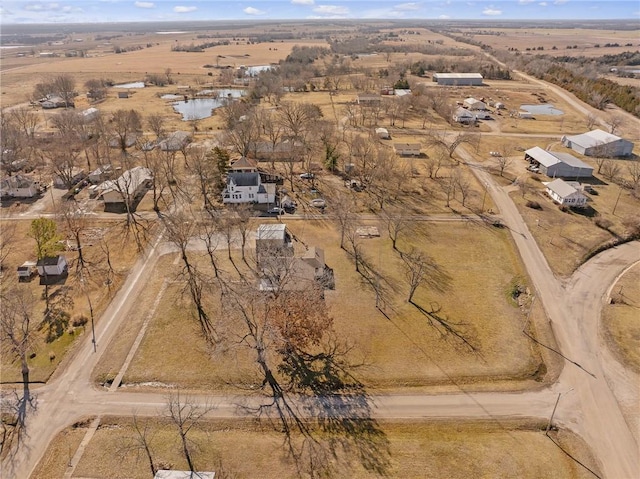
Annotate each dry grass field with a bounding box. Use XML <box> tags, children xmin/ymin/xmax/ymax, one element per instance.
<box><xmin>602</xmin><ymin>263</ymin><xmax>640</xmax><ymax>373</ymax></box>
<box><xmin>458</xmin><ymin>28</ymin><xmax>640</xmax><ymax>57</ymax></box>
<box><xmin>92</xmin><ymin>219</ymin><xmax>553</xmax><ymax>392</ymax></box>
<box><xmin>0</xmin><ymin>217</ymin><xmax>150</xmax><ymax>383</ymax></box>
<box><xmin>32</xmin><ymin>416</ymin><xmax>600</xmax><ymax>479</ymax></box>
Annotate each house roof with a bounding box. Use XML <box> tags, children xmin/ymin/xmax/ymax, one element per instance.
<box><xmin>300</xmin><ymin>247</ymin><xmax>325</xmax><ymax>269</ymax></box>
<box><xmin>158</xmin><ymin>131</ymin><xmax>191</xmax><ymax>151</ymax></box>
<box><xmin>545</xmin><ymin>178</ymin><xmax>581</xmax><ymax>198</ymax></box>
<box><xmin>2</xmin><ymin>174</ymin><xmax>35</xmax><ymax>189</ymax></box>
<box><xmin>394</xmin><ymin>143</ymin><xmax>421</xmax><ymax>150</ymax></box>
<box><xmin>454</xmin><ymin>107</ymin><xmax>474</xmax><ymax>118</ymax></box>
<box><xmin>434</xmin><ymin>73</ymin><xmax>483</xmax><ymax>79</ymax></box>
<box><xmin>36</xmin><ymin>255</ymin><xmax>64</xmax><ymax>266</ymax></box>
<box><xmin>257</xmin><ymin>223</ymin><xmax>287</xmax><ymax>241</ymax></box>
<box><xmin>565</xmin><ymin>129</ymin><xmax>626</xmax><ymax>148</ymax></box>
<box><xmin>228</xmin><ymin>172</ymin><xmax>260</xmax><ymax>187</ymax></box>
<box><xmin>464</xmin><ymin>97</ymin><xmax>484</xmax><ymax>105</ymax></box>
<box><xmin>230</xmin><ymin>156</ymin><xmax>258</xmax><ymax>170</ymax></box>
<box><xmin>375</xmin><ymin>127</ymin><xmax>389</xmax><ymax>134</ymax></box>
<box><xmin>99</xmin><ymin>166</ymin><xmax>152</xmax><ymax>196</ymax></box>
<box><xmin>525</xmin><ymin>147</ymin><xmax>592</xmax><ymax>170</ymax></box>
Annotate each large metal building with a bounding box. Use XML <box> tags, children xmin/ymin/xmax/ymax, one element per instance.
<box><xmin>561</xmin><ymin>129</ymin><xmax>634</xmax><ymax>157</ymax></box>
<box><xmin>432</xmin><ymin>73</ymin><xmax>483</xmax><ymax>86</ymax></box>
<box><xmin>524</xmin><ymin>147</ymin><xmax>593</xmax><ymax>178</ymax></box>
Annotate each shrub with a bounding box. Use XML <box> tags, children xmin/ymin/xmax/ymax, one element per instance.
<box><xmin>558</xmin><ymin>205</ymin><xmax>570</xmax><ymax>212</ymax></box>
<box><xmin>526</xmin><ymin>200</ymin><xmax>542</xmax><ymax>210</ymax></box>
<box><xmin>594</xmin><ymin>218</ymin><xmax>613</xmax><ymax>230</ymax></box>
<box><xmin>72</xmin><ymin>315</ymin><xmax>88</xmax><ymax>328</ymax></box>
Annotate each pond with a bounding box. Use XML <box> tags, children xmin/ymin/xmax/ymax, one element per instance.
<box><xmin>520</xmin><ymin>103</ymin><xmax>564</xmax><ymax>115</ymax></box>
<box><xmin>114</xmin><ymin>81</ymin><xmax>145</xmax><ymax>89</ymax></box>
<box><xmin>171</xmin><ymin>89</ymin><xmax>246</xmax><ymax>121</ymax></box>
<box><xmin>244</xmin><ymin>65</ymin><xmax>273</xmax><ymax>76</ymax></box>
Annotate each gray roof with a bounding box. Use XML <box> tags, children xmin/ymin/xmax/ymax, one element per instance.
<box><xmin>565</xmin><ymin>129</ymin><xmax>625</xmax><ymax>149</ymax></box>
<box><xmin>99</xmin><ymin>166</ymin><xmax>152</xmax><ymax>196</ymax></box>
<box><xmin>257</xmin><ymin>223</ymin><xmax>287</xmax><ymax>241</ymax></box>
<box><xmin>546</xmin><ymin>178</ymin><xmax>581</xmax><ymax>198</ymax></box>
<box><xmin>228</xmin><ymin>172</ymin><xmax>260</xmax><ymax>187</ymax></box>
<box><xmin>434</xmin><ymin>73</ymin><xmax>483</xmax><ymax>79</ymax></box>
<box><xmin>525</xmin><ymin>147</ymin><xmax>592</xmax><ymax>170</ymax></box>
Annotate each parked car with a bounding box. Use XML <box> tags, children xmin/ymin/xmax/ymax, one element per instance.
<box><xmin>267</xmin><ymin>207</ymin><xmax>285</xmax><ymax>215</ymax></box>
<box><xmin>300</xmin><ymin>172</ymin><xmax>315</xmax><ymax>180</ymax></box>
<box><xmin>310</xmin><ymin>198</ymin><xmax>326</xmax><ymax>209</ymax></box>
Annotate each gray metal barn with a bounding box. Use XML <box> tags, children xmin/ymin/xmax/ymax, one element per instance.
<box><xmin>432</xmin><ymin>73</ymin><xmax>483</xmax><ymax>86</ymax></box>
<box><xmin>524</xmin><ymin>147</ymin><xmax>593</xmax><ymax>178</ymax></box>
<box><xmin>562</xmin><ymin>129</ymin><xmax>634</xmax><ymax>157</ymax></box>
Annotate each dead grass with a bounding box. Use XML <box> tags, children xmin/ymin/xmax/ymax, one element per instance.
<box><xmin>33</xmin><ymin>416</ymin><xmax>600</xmax><ymax>479</ymax></box>
<box><xmin>0</xmin><ymin>218</ymin><xmax>149</xmax><ymax>383</ymax></box>
<box><xmin>29</xmin><ymin>421</ymin><xmax>87</xmax><ymax>479</ymax></box>
<box><xmin>602</xmin><ymin>263</ymin><xmax>640</xmax><ymax>373</ymax></box>
<box><xmin>104</xmin><ymin>219</ymin><xmax>550</xmax><ymax>393</ymax></box>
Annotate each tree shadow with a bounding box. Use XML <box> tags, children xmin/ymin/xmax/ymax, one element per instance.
<box><xmin>0</xmin><ymin>384</ymin><xmax>38</xmax><ymax>470</ymax></box>
<box><xmin>410</xmin><ymin>300</ymin><xmax>479</xmax><ymax>354</ymax></box>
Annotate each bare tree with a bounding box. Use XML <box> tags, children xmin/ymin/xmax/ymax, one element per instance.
<box><xmin>119</xmin><ymin>415</ymin><xmax>157</xmax><ymax>477</ymax></box>
<box><xmin>57</xmin><ymin>201</ymin><xmax>89</xmax><ymax>272</ymax></box>
<box><xmin>0</xmin><ymin>223</ymin><xmax>17</xmax><ymax>272</ymax></box>
<box><xmin>586</xmin><ymin>113</ymin><xmax>598</xmax><ymax>130</ymax></box>
<box><xmin>424</xmin><ymin>150</ymin><xmax>447</xmax><ymax>179</ymax></box>
<box><xmin>452</xmin><ymin>169</ymin><xmax>472</xmax><ymax>207</ymax></box>
<box><xmin>147</xmin><ymin>114</ymin><xmax>166</xmax><ymax>141</ymax></box>
<box><xmin>626</xmin><ymin>159</ymin><xmax>640</xmax><ymax>191</ymax></box>
<box><xmin>607</xmin><ymin>115</ymin><xmax>623</xmax><ymax>135</ymax></box>
<box><xmin>165</xmin><ymin>391</ymin><xmax>214</xmax><ymax>472</ymax></box>
<box><xmin>331</xmin><ymin>190</ymin><xmax>356</xmax><ymax>250</ymax></box>
<box><xmin>601</xmin><ymin>159</ymin><xmax>621</xmax><ymax>182</ymax></box>
<box><xmin>427</xmin><ymin>130</ymin><xmax>479</xmax><ymax>160</ymax></box>
<box><xmin>8</xmin><ymin>107</ymin><xmax>39</xmax><ymax>139</ymax></box>
<box><xmin>109</xmin><ymin>109</ymin><xmax>142</xmax><ymax>157</ymax></box>
<box><xmin>438</xmin><ymin>174</ymin><xmax>456</xmax><ymax>208</ymax></box>
<box><xmin>381</xmin><ymin>209</ymin><xmax>411</xmax><ymax>251</ymax></box>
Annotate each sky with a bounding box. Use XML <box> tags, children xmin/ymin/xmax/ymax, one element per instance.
<box><xmin>0</xmin><ymin>0</ymin><xmax>639</xmax><ymax>24</ymax></box>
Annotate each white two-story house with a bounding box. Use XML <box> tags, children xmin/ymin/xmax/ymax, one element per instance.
<box><xmin>222</xmin><ymin>172</ymin><xmax>276</xmax><ymax>204</ymax></box>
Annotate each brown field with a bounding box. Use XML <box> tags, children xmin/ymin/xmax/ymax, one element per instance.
<box><xmin>602</xmin><ymin>262</ymin><xmax>640</xmax><ymax>373</ymax></box>
<box><xmin>458</xmin><ymin>28</ymin><xmax>640</xmax><ymax>58</ymax></box>
<box><xmin>92</xmin><ymin>219</ymin><xmax>554</xmax><ymax>392</ymax></box>
<box><xmin>32</xmin><ymin>416</ymin><xmax>600</xmax><ymax>479</ymax></box>
<box><xmin>0</xmin><ymin>217</ymin><xmax>150</xmax><ymax>383</ymax></box>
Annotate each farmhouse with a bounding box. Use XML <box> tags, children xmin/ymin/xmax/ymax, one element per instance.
<box><xmin>36</xmin><ymin>255</ymin><xmax>68</xmax><ymax>277</ymax></box>
<box><xmin>0</xmin><ymin>175</ymin><xmax>39</xmax><ymax>198</ymax></box>
<box><xmin>545</xmin><ymin>179</ymin><xmax>587</xmax><ymax>207</ymax></box>
<box><xmin>81</xmin><ymin>107</ymin><xmax>99</xmax><ymax>122</ymax></box>
<box><xmin>562</xmin><ymin>129</ymin><xmax>634</xmax><ymax>157</ymax></box>
<box><xmin>394</xmin><ymin>143</ymin><xmax>421</xmax><ymax>156</ymax></box>
<box><xmin>98</xmin><ymin>166</ymin><xmax>153</xmax><ymax>212</ymax></box>
<box><xmin>453</xmin><ymin>107</ymin><xmax>476</xmax><ymax>124</ymax></box>
<box><xmin>432</xmin><ymin>73</ymin><xmax>483</xmax><ymax>86</ymax></box>
<box><xmin>525</xmin><ymin>146</ymin><xmax>593</xmax><ymax>178</ymax></box>
<box><xmin>375</xmin><ymin>127</ymin><xmax>390</xmax><ymax>139</ymax></box>
<box><xmin>222</xmin><ymin>172</ymin><xmax>276</xmax><ymax>205</ymax></box>
<box><xmin>463</xmin><ymin>98</ymin><xmax>486</xmax><ymax>110</ymax></box>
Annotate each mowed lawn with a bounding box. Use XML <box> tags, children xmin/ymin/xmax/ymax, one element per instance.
<box><xmin>115</xmin><ymin>219</ymin><xmax>543</xmax><ymax>391</ymax></box>
<box><xmin>33</xmin><ymin>417</ymin><xmax>599</xmax><ymax>479</ymax></box>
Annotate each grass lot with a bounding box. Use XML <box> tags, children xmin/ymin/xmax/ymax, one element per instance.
<box><xmin>93</xmin><ymin>219</ymin><xmax>553</xmax><ymax>392</ymax></box>
<box><xmin>0</xmin><ymin>218</ymin><xmax>148</xmax><ymax>383</ymax></box>
<box><xmin>602</xmin><ymin>263</ymin><xmax>640</xmax><ymax>373</ymax></box>
<box><xmin>32</xmin><ymin>416</ymin><xmax>600</xmax><ymax>479</ymax></box>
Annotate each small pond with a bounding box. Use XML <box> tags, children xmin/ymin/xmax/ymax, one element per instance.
<box><xmin>114</xmin><ymin>81</ymin><xmax>145</xmax><ymax>89</ymax></box>
<box><xmin>171</xmin><ymin>89</ymin><xmax>246</xmax><ymax>120</ymax></box>
<box><xmin>520</xmin><ymin>103</ymin><xmax>564</xmax><ymax>115</ymax></box>
<box><xmin>244</xmin><ymin>65</ymin><xmax>272</xmax><ymax>76</ymax></box>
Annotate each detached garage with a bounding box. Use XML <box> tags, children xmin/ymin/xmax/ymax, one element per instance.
<box><xmin>562</xmin><ymin>129</ymin><xmax>634</xmax><ymax>157</ymax></box>
<box><xmin>525</xmin><ymin>147</ymin><xmax>593</xmax><ymax>179</ymax></box>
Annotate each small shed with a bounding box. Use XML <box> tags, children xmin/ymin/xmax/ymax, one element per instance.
<box><xmin>357</xmin><ymin>93</ymin><xmax>381</xmax><ymax>105</ymax></box>
<box><xmin>81</xmin><ymin>107</ymin><xmax>99</xmax><ymax>122</ymax></box>
<box><xmin>36</xmin><ymin>256</ymin><xmax>68</xmax><ymax>276</ymax></box>
<box><xmin>118</xmin><ymin>91</ymin><xmax>129</xmax><ymax>99</ymax></box>
<box><xmin>518</xmin><ymin>111</ymin><xmax>533</xmax><ymax>119</ymax></box>
<box><xmin>375</xmin><ymin>127</ymin><xmax>390</xmax><ymax>140</ymax></box>
<box><xmin>545</xmin><ymin>179</ymin><xmax>587</xmax><ymax>207</ymax></box>
<box><xmin>394</xmin><ymin>143</ymin><xmax>421</xmax><ymax>156</ymax></box>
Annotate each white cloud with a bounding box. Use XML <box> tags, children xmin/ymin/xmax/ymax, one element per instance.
<box><xmin>243</xmin><ymin>6</ymin><xmax>265</xmax><ymax>15</ymax></box>
<box><xmin>135</xmin><ymin>1</ymin><xmax>155</xmax><ymax>8</ymax></box>
<box><xmin>439</xmin><ymin>14</ymin><xmax>450</xmax><ymax>19</ymax></box>
<box><xmin>539</xmin><ymin>2</ymin><xmax>547</xmax><ymax>6</ymax></box>
<box><xmin>554</xmin><ymin>0</ymin><xmax>568</xmax><ymax>4</ymax></box>
<box><xmin>291</xmin><ymin>0</ymin><xmax>314</xmax><ymax>4</ymax></box>
<box><xmin>313</xmin><ymin>5</ymin><xmax>349</xmax><ymax>15</ymax></box>
<box><xmin>173</xmin><ymin>5</ymin><xmax>196</xmax><ymax>13</ymax></box>
<box><xmin>518</xmin><ymin>0</ymin><xmax>534</xmax><ymax>4</ymax></box>
<box><xmin>482</xmin><ymin>7</ymin><xmax>502</xmax><ymax>15</ymax></box>
<box><xmin>24</xmin><ymin>2</ymin><xmax>61</xmax><ymax>11</ymax></box>
<box><xmin>394</xmin><ymin>2</ymin><xmax>421</xmax><ymax>10</ymax></box>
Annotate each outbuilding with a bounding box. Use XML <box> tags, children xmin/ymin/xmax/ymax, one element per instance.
<box><xmin>394</xmin><ymin>143</ymin><xmax>421</xmax><ymax>156</ymax></box>
<box><xmin>375</xmin><ymin>127</ymin><xmax>390</xmax><ymax>139</ymax></box>
<box><xmin>36</xmin><ymin>256</ymin><xmax>68</xmax><ymax>277</ymax></box>
<box><xmin>545</xmin><ymin>179</ymin><xmax>587</xmax><ymax>207</ymax></box>
<box><xmin>0</xmin><ymin>175</ymin><xmax>39</xmax><ymax>198</ymax></box>
<box><xmin>453</xmin><ymin>107</ymin><xmax>476</xmax><ymax>124</ymax></box>
<box><xmin>524</xmin><ymin>147</ymin><xmax>593</xmax><ymax>178</ymax></box>
<box><xmin>432</xmin><ymin>73</ymin><xmax>483</xmax><ymax>86</ymax></box>
<box><xmin>562</xmin><ymin>129</ymin><xmax>634</xmax><ymax>157</ymax></box>
<box><xmin>98</xmin><ymin>166</ymin><xmax>153</xmax><ymax>212</ymax></box>
<box><xmin>463</xmin><ymin>97</ymin><xmax>486</xmax><ymax>110</ymax></box>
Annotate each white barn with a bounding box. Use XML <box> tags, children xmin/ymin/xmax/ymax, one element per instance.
<box><xmin>36</xmin><ymin>255</ymin><xmax>68</xmax><ymax>276</ymax></box>
<box><xmin>562</xmin><ymin>129</ymin><xmax>634</xmax><ymax>157</ymax></box>
<box><xmin>545</xmin><ymin>179</ymin><xmax>587</xmax><ymax>207</ymax></box>
<box><xmin>524</xmin><ymin>147</ymin><xmax>593</xmax><ymax>178</ymax></box>
<box><xmin>433</xmin><ymin>73</ymin><xmax>483</xmax><ymax>86</ymax></box>
<box><xmin>463</xmin><ymin>98</ymin><xmax>486</xmax><ymax>110</ymax></box>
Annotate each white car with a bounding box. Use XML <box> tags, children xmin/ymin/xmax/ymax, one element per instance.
<box><xmin>310</xmin><ymin>198</ymin><xmax>326</xmax><ymax>208</ymax></box>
